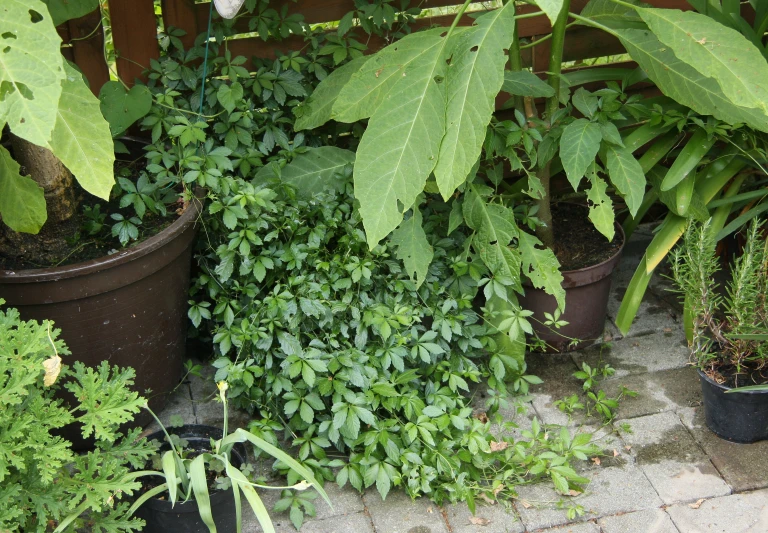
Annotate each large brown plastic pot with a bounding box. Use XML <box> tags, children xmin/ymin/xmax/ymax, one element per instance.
<box><xmin>0</xmin><ymin>198</ymin><xmax>202</xmax><ymax>443</ymax></box>
<box><xmin>519</xmin><ymin>220</ymin><xmax>624</xmax><ymax>353</ymax></box>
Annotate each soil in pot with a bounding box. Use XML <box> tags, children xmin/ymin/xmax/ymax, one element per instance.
<box><xmin>520</xmin><ymin>203</ymin><xmax>625</xmax><ymax>353</ymax></box>
<box><xmin>699</xmin><ymin>367</ymin><xmax>768</xmax><ymax>443</ymax></box>
<box><xmin>135</xmin><ymin>425</ymin><xmax>248</xmax><ymax>533</ymax></box>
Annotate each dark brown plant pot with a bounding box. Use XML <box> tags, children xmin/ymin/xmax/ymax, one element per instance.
<box><xmin>0</xmin><ymin>198</ymin><xmax>202</xmax><ymax>447</ymax></box>
<box><xmin>519</xmin><ymin>222</ymin><xmax>625</xmax><ymax>353</ymax></box>
<box><xmin>699</xmin><ymin>370</ymin><xmax>768</xmax><ymax>443</ymax></box>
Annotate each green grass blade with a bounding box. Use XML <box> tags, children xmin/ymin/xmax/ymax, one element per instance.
<box><xmin>615</xmin><ymin>256</ymin><xmax>653</xmax><ymax>335</ymax></box>
<box><xmin>190</xmin><ymin>454</ymin><xmax>217</xmax><ymax>533</ymax></box>
<box><xmin>225</xmin><ymin>463</ymin><xmax>275</xmax><ymax>533</ymax></box>
<box><xmin>126</xmin><ymin>482</ymin><xmax>170</xmax><ymax>517</ymax></box>
<box><xmin>162</xmin><ymin>450</ymin><xmax>179</xmax><ymax>505</ymax></box>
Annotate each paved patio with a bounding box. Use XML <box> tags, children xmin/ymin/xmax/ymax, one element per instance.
<box><xmin>150</xmin><ymin>225</ymin><xmax>768</xmax><ymax>532</ymax></box>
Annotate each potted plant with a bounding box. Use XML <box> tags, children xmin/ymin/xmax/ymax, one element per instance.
<box><xmin>669</xmin><ymin>219</ymin><xmax>768</xmax><ymax>443</ymax></box>
<box><xmin>286</xmin><ymin>0</ymin><xmax>768</xmax><ymax>353</ymax></box>
<box><xmin>130</xmin><ymin>382</ymin><xmax>331</xmax><ymax>533</ymax></box>
<box><xmin>0</xmin><ymin>300</ymin><xmax>158</xmax><ymax>532</ymax></box>
<box><xmin>0</xmin><ymin>0</ymin><xmax>201</xmax><ymax>431</ymax></box>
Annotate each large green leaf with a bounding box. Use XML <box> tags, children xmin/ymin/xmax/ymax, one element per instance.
<box><xmin>390</xmin><ymin>206</ymin><xmax>433</xmax><ymax>288</ymax></box>
<box><xmin>639</xmin><ymin>9</ymin><xmax>768</xmax><ymax>114</ymax></box>
<box><xmin>0</xmin><ymin>145</ymin><xmax>46</xmax><ymax>233</ymax></box>
<box><xmin>333</xmin><ymin>29</ymin><xmax>450</xmax><ymax>123</ymax></box>
<box><xmin>586</xmin><ymin>173</ymin><xmax>615</xmax><ymax>241</ymax></box>
<box><xmin>254</xmin><ymin>147</ymin><xmax>354</xmax><ymax>198</ymax></box>
<box><xmin>517</xmin><ymin>232</ymin><xmax>565</xmax><ymax>311</ymax></box>
<box><xmin>580</xmin><ymin>0</ymin><xmax>647</xmax><ymax>29</ymax></box>
<box><xmin>502</xmin><ymin>71</ymin><xmax>555</xmax><ymax>97</ymax></box>
<box><xmin>353</xmin><ymin>30</ymin><xmax>455</xmax><ymax>247</ymax></box>
<box><xmin>534</xmin><ymin>0</ymin><xmax>566</xmax><ymax>25</ymax></box>
<box><xmin>98</xmin><ymin>81</ymin><xmax>153</xmax><ymax>137</ymax></box>
<box><xmin>559</xmin><ymin>119</ymin><xmax>602</xmax><ymax>191</ymax></box>
<box><xmin>463</xmin><ymin>189</ymin><xmax>522</xmax><ymax>290</ymax></box>
<box><xmin>294</xmin><ymin>56</ymin><xmax>370</xmax><ymax>131</ymax></box>
<box><xmin>433</xmin><ymin>2</ymin><xmax>517</xmax><ymax>200</ymax></box>
<box><xmin>48</xmin><ymin>63</ymin><xmax>114</xmax><ymax>200</ymax></box>
<box><xmin>0</xmin><ymin>0</ymin><xmax>64</xmax><ymax>146</ymax></box>
<box><xmin>604</xmin><ymin>144</ymin><xmax>645</xmax><ymax>217</ymax></box>
<box><xmin>618</xmin><ymin>28</ymin><xmax>768</xmax><ymax>132</ymax></box>
<box><xmin>42</xmin><ymin>0</ymin><xmax>99</xmax><ymax>26</ymax></box>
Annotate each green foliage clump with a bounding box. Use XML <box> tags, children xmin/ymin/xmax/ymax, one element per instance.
<box><xmin>0</xmin><ymin>302</ymin><xmax>156</xmax><ymax>532</ymax></box>
<box><xmin>189</xmin><ymin>177</ymin><xmax>599</xmax><ymax>506</ymax></box>
<box><xmin>670</xmin><ymin>219</ymin><xmax>768</xmax><ymax>383</ymax></box>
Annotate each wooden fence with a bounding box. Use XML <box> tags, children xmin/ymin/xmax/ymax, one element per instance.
<box><xmin>60</xmin><ymin>0</ymin><xmax>693</xmax><ymax>96</ymax></box>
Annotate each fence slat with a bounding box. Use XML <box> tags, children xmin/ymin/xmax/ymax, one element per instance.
<box><xmin>66</xmin><ymin>9</ymin><xmax>110</xmax><ymax>95</ymax></box>
<box><xmin>110</xmin><ymin>0</ymin><xmax>160</xmax><ymax>84</ymax></box>
<box><xmin>162</xmin><ymin>0</ymin><xmax>199</xmax><ymax>50</ymax></box>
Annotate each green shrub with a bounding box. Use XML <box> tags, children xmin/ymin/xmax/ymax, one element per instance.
<box><xmin>0</xmin><ymin>302</ymin><xmax>156</xmax><ymax>532</ymax></box>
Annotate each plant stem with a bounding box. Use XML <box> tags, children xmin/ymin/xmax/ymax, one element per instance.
<box><xmin>508</xmin><ymin>17</ymin><xmax>524</xmax><ymax>113</ymax></box>
<box><xmin>536</xmin><ymin>0</ymin><xmax>571</xmax><ymax>250</ymax></box>
<box><xmin>447</xmin><ymin>0</ymin><xmax>474</xmax><ymax>36</ymax></box>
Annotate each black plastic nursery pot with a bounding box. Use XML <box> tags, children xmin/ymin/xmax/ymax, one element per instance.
<box><xmin>698</xmin><ymin>370</ymin><xmax>768</xmax><ymax>443</ymax></box>
<box><xmin>518</xmin><ymin>222</ymin><xmax>625</xmax><ymax>353</ymax></box>
<box><xmin>135</xmin><ymin>425</ymin><xmax>248</xmax><ymax>533</ymax></box>
<box><xmin>0</xmin><ymin>198</ymin><xmax>202</xmax><ymax>445</ymax></box>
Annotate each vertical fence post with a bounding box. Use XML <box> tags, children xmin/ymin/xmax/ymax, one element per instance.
<box><xmin>109</xmin><ymin>0</ymin><xmax>160</xmax><ymax>85</ymax></box>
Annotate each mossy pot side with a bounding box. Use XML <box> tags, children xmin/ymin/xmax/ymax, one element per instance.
<box><xmin>0</xmin><ymin>197</ymin><xmax>202</xmax><ymax>446</ymax></box>
<box><xmin>135</xmin><ymin>425</ymin><xmax>248</xmax><ymax>533</ymax></box>
<box><xmin>519</xmin><ymin>221</ymin><xmax>625</xmax><ymax>353</ymax></box>
<box><xmin>698</xmin><ymin>369</ymin><xmax>768</xmax><ymax>443</ymax></box>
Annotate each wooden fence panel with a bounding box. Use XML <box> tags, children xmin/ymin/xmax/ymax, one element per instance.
<box><xmin>109</xmin><ymin>0</ymin><xmax>160</xmax><ymax>85</ymax></box>
<box><xmin>162</xmin><ymin>0</ymin><xmax>199</xmax><ymax>50</ymax></box>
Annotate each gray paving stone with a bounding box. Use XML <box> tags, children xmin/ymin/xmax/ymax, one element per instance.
<box><xmin>601</xmin><ymin>367</ymin><xmax>701</xmax><ymax>420</ymax></box>
<box><xmin>313</xmin><ymin>483</ymin><xmax>365</xmax><ymax>520</ymax></box>
<box><xmin>666</xmin><ymin>489</ymin><xmax>768</xmax><ymax>533</ymax></box>
<box><xmin>572</xmin><ymin>331</ymin><xmax>689</xmax><ymax>380</ymax></box>
<box><xmin>607</xmin><ymin>291</ymin><xmax>683</xmax><ymax>339</ymax></box>
<box><xmin>618</xmin><ymin>412</ymin><xmax>730</xmax><ymax>504</ymax></box>
<box><xmin>525</xmin><ymin>352</ymin><xmax>582</xmax><ymax>427</ymax></box>
<box><xmin>536</xmin><ymin>521</ymin><xmax>600</xmax><ymax>532</ymax></box>
<box><xmin>443</xmin><ymin>502</ymin><xmax>524</xmax><ymax>533</ymax></box>
<box><xmin>598</xmin><ymin>509</ymin><xmax>679</xmax><ymax>533</ymax></box>
<box><xmin>515</xmin><ymin>466</ymin><xmax>662</xmax><ymax>530</ymax></box>
<box><xmin>363</xmin><ymin>490</ymin><xmax>449</xmax><ymax>533</ymax></box>
<box><xmin>679</xmin><ymin>406</ymin><xmax>768</xmax><ymax>492</ymax></box>
<box><xmin>298</xmin><ymin>512</ymin><xmax>374</xmax><ymax>533</ymax></box>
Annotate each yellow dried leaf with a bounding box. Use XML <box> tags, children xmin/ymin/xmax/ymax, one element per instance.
<box><xmin>689</xmin><ymin>498</ymin><xmax>706</xmax><ymax>509</ymax></box>
<box><xmin>490</xmin><ymin>440</ymin><xmax>508</xmax><ymax>452</ymax></box>
<box><xmin>43</xmin><ymin>355</ymin><xmax>62</xmax><ymax>387</ymax></box>
<box><xmin>469</xmin><ymin>516</ymin><xmax>491</xmax><ymax>526</ymax></box>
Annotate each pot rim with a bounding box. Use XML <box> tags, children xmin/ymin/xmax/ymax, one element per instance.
<box><xmin>0</xmin><ymin>196</ymin><xmax>202</xmax><ymax>282</ymax></box>
<box><xmin>697</xmin><ymin>368</ymin><xmax>768</xmax><ymax>395</ymax></box>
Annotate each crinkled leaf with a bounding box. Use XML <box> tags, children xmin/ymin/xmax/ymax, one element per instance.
<box><xmin>390</xmin><ymin>207</ymin><xmax>433</xmax><ymax>288</ymax></box>
<box><xmin>586</xmin><ymin>174</ymin><xmax>615</xmax><ymax>241</ymax></box>
<box><xmin>517</xmin><ymin>232</ymin><xmax>565</xmax><ymax>311</ymax></box>
<box><xmin>605</xmin><ymin>143</ymin><xmax>645</xmax><ymax>217</ymax></box>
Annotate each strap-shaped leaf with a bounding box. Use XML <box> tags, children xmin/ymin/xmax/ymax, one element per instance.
<box><xmin>463</xmin><ymin>189</ymin><xmax>522</xmax><ymax>291</ymax></box>
<box><xmin>502</xmin><ymin>71</ymin><xmax>555</xmax><ymax>97</ymax></box>
<box><xmin>294</xmin><ymin>56</ymin><xmax>370</xmax><ymax>131</ymax></box>
<box><xmin>0</xmin><ymin>0</ymin><xmax>64</xmax><ymax>146</ymax></box>
<box><xmin>618</xmin><ymin>28</ymin><xmax>768</xmax><ymax>132</ymax></box>
<box><xmin>559</xmin><ymin>119</ymin><xmax>602</xmax><ymax>191</ymax></box>
<box><xmin>517</xmin><ymin>232</ymin><xmax>565</xmax><ymax>311</ymax></box>
<box><xmin>586</xmin><ymin>173</ymin><xmax>615</xmax><ymax>241</ymax></box>
<box><xmin>390</xmin><ymin>206</ymin><xmax>433</xmax><ymax>288</ymax></box>
<box><xmin>605</xmin><ymin>143</ymin><xmax>645</xmax><ymax>217</ymax></box>
<box><xmin>0</xmin><ymin>145</ymin><xmax>46</xmax><ymax>233</ymax></box>
<box><xmin>353</xmin><ymin>30</ymin><xmax>456</xmax><ymax>247</ymax></box>
<box><xmin>47</xmin><ymin>63</ymin><xmax>114</xmax><ymax>200</ymax></box>
<box><xmin>434</xmin><ymin>2</ymin><xmax>517</xmax><ymax>199</ymax></box>
<box><xmin>333</xmin><ymin>29</ymin><xmax>449</xmax><ymax>123</ymax></box>
<box><xmin>190</xmin><ymin>454</ymin><xmax>217</xmax><ymax>533</ymax></box>
<box><xmin>639</xmin><ymin>8</ymin><xmax>768</xmax><ymax>114</ymax></box>
<box><xmin>254</xmin><ymin>146</ymin><xmax>354</xmax><ymax>197</ymax></box>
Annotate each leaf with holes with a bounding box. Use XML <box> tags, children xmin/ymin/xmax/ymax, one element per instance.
<box><xmin>353</xmin><ymin>29</ymin><xmax>458</xmax><ymax>247</ymax></box>
<box><xmin>0</xmin><ymin>0</ymin><xmax>64</xmax><ymax>146</ymax></box>
<box><xmin>390</xmin><ymin>206</ymin><xmax>433</xmax><ymax>288</ymax></box>
<box><xmin>0</xmin><ymin>144</ymin><xmax>46</xmax><ymax>233</ymax></box>
<box><xmin>434</xmin><ymin>2</ymin><xmax>517</xmax><ymax>199</ymax></box>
